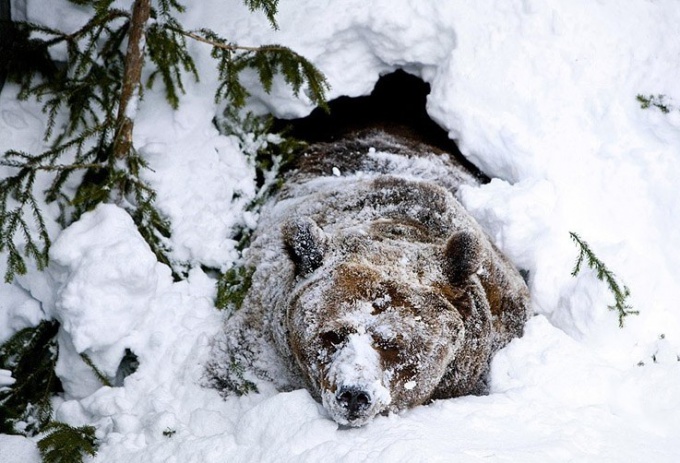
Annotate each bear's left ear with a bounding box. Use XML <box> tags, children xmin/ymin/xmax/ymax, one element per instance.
<box><xmin>443</xmin><ymin>230</ymin><xmax>483</xmax><ymax>284</ymax></box>
<box><xmin>282</xmin><ymin>217</ymin><xmax>328</xmax><ymax>277</ymax></box>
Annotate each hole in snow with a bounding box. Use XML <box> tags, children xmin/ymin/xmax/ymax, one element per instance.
<box><xmin>273</xmin><ymin>70</ymin><xmax>485</xmax><ymax>179</ymax></box>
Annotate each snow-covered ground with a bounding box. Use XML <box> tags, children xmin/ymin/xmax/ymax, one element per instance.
<box><xmin>2</xmin><ymin>0</ymin><xmax>680</xmax><ymax>461</ymax></box>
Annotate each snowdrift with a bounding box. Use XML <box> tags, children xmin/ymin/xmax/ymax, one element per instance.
<box><xmin>1</xmin><ymin>0</ymin><xmax>680</xmax><ymax>461</ymax></box>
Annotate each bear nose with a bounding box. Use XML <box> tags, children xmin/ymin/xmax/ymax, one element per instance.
<box><xmin>336</xmin><ymin>387</ymin><xmax>372</xmax><ymax>416</ymax></box>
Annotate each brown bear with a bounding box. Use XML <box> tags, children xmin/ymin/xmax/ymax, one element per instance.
<box><xmin>208</xmin><ymin>128</ymin><xmax>531</xmax><ymax>427</ymax></box>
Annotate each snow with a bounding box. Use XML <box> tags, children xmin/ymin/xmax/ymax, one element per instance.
<box><xmin>0</xmin><ymin>434</ymin><xmax>41</xmax><ymax>463</ymax></box>
<box><xmin>2</xmin><ymin>0</ymin><xmax>680</xmax><ymax>461</ymax></box>
<box><xmin>322</xmin><ymin>332</ymin><xmax>392</xmax><ymax>427</ymax></box>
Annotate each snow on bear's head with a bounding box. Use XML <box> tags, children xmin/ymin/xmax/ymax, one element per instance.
<box><xmin>282</xmin><ymin>216</ymin><xmax>470</xmax><ymax>427</ymax></box>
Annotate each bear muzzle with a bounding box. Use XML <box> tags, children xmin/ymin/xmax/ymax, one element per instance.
<box><xmin>319</xmin><ymin>331</ymin><xmax>392</xmax><ymax>426</ymax></box>
<box><xmin>336</xmin><ymin>386</ymin><xmax>372</xmax><ymax>419</ymax></box>
<box><xmin>323</xmin><ymin>383</ymin><xmax>386</xmax><ymax>427</ymax></box>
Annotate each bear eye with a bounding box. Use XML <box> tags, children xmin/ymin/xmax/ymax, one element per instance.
<box><xmin>320</xmin><ymin>330</ymin><xmax>347</xmax><ymax>349</ymax></box>
<box><xmin>375</xmin><ymin>338</ymin><xmax>400</xmax><ymax>362</ymax></box>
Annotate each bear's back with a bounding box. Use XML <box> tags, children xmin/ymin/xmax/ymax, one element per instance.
<box><xmin>209</xmin><ymin>128</ymin><xmax>530</xmax><ymax>407</ymax></box>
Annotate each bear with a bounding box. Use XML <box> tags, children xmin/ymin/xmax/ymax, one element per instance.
<box><xmin>207</xmin><ymin>128</ymin><xmax>531</xmax><ymax>427</ymax></box>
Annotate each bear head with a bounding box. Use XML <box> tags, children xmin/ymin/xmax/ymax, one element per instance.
<box><xmin>282</xmin><ymin>216</ymin><xmax>483</xmax><ymax>426</ymax></box>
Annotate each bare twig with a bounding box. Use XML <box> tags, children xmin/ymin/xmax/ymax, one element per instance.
<box><xmin>177</xmin><ymin>28</ymin><xmax>290</xmax><ymax>53</ymax></box>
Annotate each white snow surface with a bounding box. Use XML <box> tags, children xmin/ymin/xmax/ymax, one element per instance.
<box><xmin>1</xmin><ymin>0</ymin><xmax>680</xmax><ymax>461</ymax></box>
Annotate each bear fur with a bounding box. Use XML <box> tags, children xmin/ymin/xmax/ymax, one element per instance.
<box><xmin>208</xmin><ymin>128</ymin><xmax>531</xmax><ymax>427</ymax></box>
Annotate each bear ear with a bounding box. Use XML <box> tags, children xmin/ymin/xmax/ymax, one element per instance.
<box><xmin>282</xmin><ymin>217</ymin><xmax>328</xmax><ymax>277</ymax></box>
<box><xmin>443</xmin><ymin>230</ymin><xmax>483</xmax><ymax>284</ymax></box>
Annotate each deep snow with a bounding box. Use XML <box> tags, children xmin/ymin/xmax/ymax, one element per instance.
<box><xmin>2</xmin><ymin>0</ymin><xmax>680</xmax><ymax>461</ymax></box>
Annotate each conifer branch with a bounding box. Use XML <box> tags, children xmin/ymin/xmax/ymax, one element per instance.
<box><xmin>1</xmin><ymin>3</ymin><xmax>328</xmax><ymax>456</ymax></box>
<box><xmin>1</xmin><ymin>0</ymin><xmax>327</xmax><ymax>281</ymax></box>
<box><xmin>79</xmin><ymin>354</ymin><xmax>113</xmax><ymax>387</ymax></box>
<box><xmin>569</xmin><ymin>232</ymin><xmax>638</xmax><ymax>327</ymax></box>
<box><xmin>0</xmin><ymin>321</ymin><xmax>61</xmax><ymax>435</ymax></box>
<box><xmin>175</xmin><ymin>27</ymin><xmax>329</xmax><ymax>110</ymax></box>
<box><xmin>213</xmin><ymin>110</ymin><xmax>305</xmax><ymax>311</ymax></box>
<box><xmin>636</xmin><ymin>94</ymin><xmax>673</xmax><ymax>113</ymax></box>
<box><xmin>38</xmin><ymin>422</ymin><xmax>97</xmax><ymax>463</ymax></box>
<box><xmin>175</xmin><ymin>28</ymin><xmax>286</xmax><ymax>52</ymax></box>
<box><xmin>243</xmin><ymin>0</ymin><xmax>279</xmax><ymax>29</ymax></box>
<box><xmin>145</xmin><ymin>14</ymin><xmax>198</xmax><ymax>109</ymax></box>
<box><xmin>1</xmin><ymin>162</ymin><xmax>106</xmax><ymax>172</ymax></box>
<box><xmin>0</xmin><ymin>169</ymin><xmax>50</xmax><ymax>282</ymax></box>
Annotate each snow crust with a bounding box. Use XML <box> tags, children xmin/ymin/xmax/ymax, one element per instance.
<box><xmin>2</xmin><ymin>0</ymin><xmax>680</xmax><ymax>461</ymax></box>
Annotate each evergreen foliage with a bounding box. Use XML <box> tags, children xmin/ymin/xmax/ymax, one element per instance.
<box><xmin>243</xmin><ymin>0</ymin><xmax>279</xmax><ymax>29</ymax></box>
<box><xmin>215</xmin><ymin>108</ymin><xmax>303</xmax><ymax>197</ymax></box>
<box><xmin>37</xmin><ymin>421</ymin><xmax>98</xmax><ymax>463</ymax></box>
<box><xmin>0</xmin><ymin>0</ymin><xmax>328</xmax><ymax>283</ymax></box>
<box><xmin>0</xmin><ymin>320</ymin><xmax>62</xmax><ymax>435</ymax></box>
<box><xmin>79</xmin><ymin>353</ymin><xmax>113</xmax><ymax>387</ymax></box>
<box><xmin>0</xmin><ymin>1</ymin><xmax>328</xmax><ymax>457</ymax></box>
<box><xmin>145</xmin><ymin>2</ymin><xmax>198</xmax><ymax>109</ymax></box>
<box><xmin>570</xmin><ymin>232</ymin><xmax>638</xmax><ymax>327</ymax></box>
<box><xmin>216</xmin><ymin>265</ymin><xmax>255</xmax><ymax>311</ymax></box>
<box><xmin>0</xmin><ymin>14</ymin><xmax>57</xmax><ymax>93</ymax></box>
<box><xmin>636</xmin><ymin>94</ymin><xmax>672</xmax><ymax>113</ymax></box>
<box><xmin>207</xmin><ymin>355</ymin><xmax>258</xmax><ymax>395</ymax></box>
<box><xmin>213</xmin><ymin>110</ymin><xmax>305</xmax><ymax>311</ymax></box>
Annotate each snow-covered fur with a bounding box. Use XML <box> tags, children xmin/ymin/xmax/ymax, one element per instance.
<box><xmin>208</xmin><ymin>129</ymin><xmax>531</xmax><ymax>427</ymax></box>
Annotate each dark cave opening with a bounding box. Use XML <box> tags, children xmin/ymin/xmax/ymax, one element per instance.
<box><xmin>272</xmin><ymin>70</ymin><xmax>482</xmax><ymax>177</ymax></box>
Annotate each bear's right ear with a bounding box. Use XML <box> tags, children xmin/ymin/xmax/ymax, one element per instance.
<box><xmin>282</xmin><ymin>217</ymin><xmax>328</xmax><ymax>277</ymax></box>
<box><xmin>443</xmin><ymin>230</ymin><xmax>483</xmax><ymax>284</ymax></box>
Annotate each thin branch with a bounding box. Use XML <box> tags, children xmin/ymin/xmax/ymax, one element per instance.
<box><xmin>176</xmin><ymin>28</ymin><xmax>291</xmax><ymax>53</ymax></box>
<box><xmin>38</xmin><ymin>9</ymin><xmax>130</xmax><ymax>47</ymax></box>
<box><xmin>569</xmin><ymin>232</ymin><xmax>638</xmax><ymax>327</ymax></box>
<box><xmin>0</xmin><ymin>161</ymin><xmax>107</xmax><ymax>172</ymax></box>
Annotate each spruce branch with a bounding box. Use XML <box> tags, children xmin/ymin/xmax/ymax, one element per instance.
<box><xmin>0</xmin><ymin>0</ymin><xmax>178</xmax><ymax>281</ymax></box>
<box><xmin>636</xmin><ymin>94</ymin><xmax>672</xmax><ymax>113</ymax></box>
<box><xmin>38</xmin><ymin>422</ymin><xmax>97</xmax><ymax>463</ymax></box>
<box><xmin>206</xmin><ymin>354</ymin><xmax>258</xmax><ymax>396</ymax></box>
<box><xmin>0</xmin><ymin>161</ymin><xmax>107</xmax><ymax>172</ymax></box>
<box><xmin>79</xmin><ymin>354</ymin><xmax>113</xmax><ymax>387</ymax></box>
<box><xmin>156</xmin><ymin>0</ymin><xmax>186</xmax><ymax>16</ymax></box>
<box><xmin>174</xmin><ymin>28</ymin><xmax>284</xmax><ymax>52</ymax></box>
<box><xmin>243</xmin><ymin>0</ymin><xmax>280</xmax><ymax>30</ymax></box>
<box><xmin>52</xmin><ymin>7</ymin><xmax>129</xmax><ymax>45</ymax></box>
<box><xmin>1</xmin><ymin>0</ymin><xmax>327</xmax><ymax>283</ymax></box>
<box><xmin>175</xmin><ymin>27</ymin><xmax>329</xmax><ymax>110</ymax></box>
<box><xmin>145</xmin><ymin>15</ymin><xmax>198</xmax><ymax>109</ymax></box>
<box><xmin>213</xmin><ymin>110</ymin><xmax>304</xmax><ymax>311</ymax></box>
<box><xmin>216</xmin><ymin>265</ymin><xmax>254</xmax><ymax>311</ymax></box>
<box><xmin>569</xmin><ymin>232</ymin><xmax>638</xmax><ymax>327</ymax></box>
<box><xmin>0</xmin><ymin>168</ymin><xmax>50</xmax><ymax>282</ymax></box>
<box><xmin>0</xmin><ymin>321</ymin><xmax>61</xmax><ymax>435</ymax></box>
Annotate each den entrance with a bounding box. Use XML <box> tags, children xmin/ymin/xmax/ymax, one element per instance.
<box><xmin>273</xmin><ymin>70</ymin><xmax>481</xmax><ymax>177</ymax></box>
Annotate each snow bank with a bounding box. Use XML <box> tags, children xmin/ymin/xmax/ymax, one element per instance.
<box><xmin>2</xmin><ymin>0</ymin><xmax>680</xmax><ymax>461</ymax></box>
<box><xmin>0</xmin><ymin>434</ymin><xmax>40</xmax><ymax>463</ymax></box>
<box><xmin>133</xmin><ymin>87</ymin><xmax>258</xmax><ymax>269</ymax></box>
<box><xmin>50</xmin><ymin>205</ymin><xmax>170</xmax><ymax>359</ymax></box>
